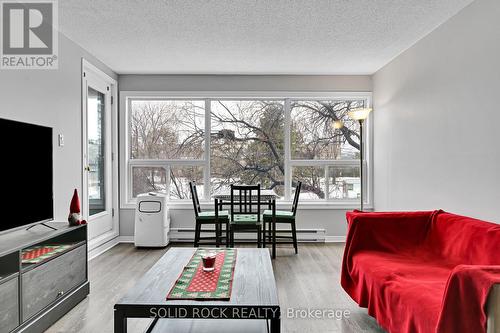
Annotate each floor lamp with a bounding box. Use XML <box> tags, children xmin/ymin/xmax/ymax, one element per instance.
<box><xmin>347</xmin><ymin>108</ymin><xmax>372</xmax><ymax>211</ymax></box>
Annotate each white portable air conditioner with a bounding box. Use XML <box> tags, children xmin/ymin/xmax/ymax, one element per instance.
<box><xmin>134</xmin><ymin>193</ymin><xmax>170</xmax><ymax>247</ymax></box>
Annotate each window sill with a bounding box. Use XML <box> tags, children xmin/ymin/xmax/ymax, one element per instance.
<box><xmin>120</xmin><ymin>200</ymin><xmax>372</xmax><ymax>211</ymax></box>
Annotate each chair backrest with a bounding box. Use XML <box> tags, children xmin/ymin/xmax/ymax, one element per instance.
<box><xmin>291</xmin><ymin>181</ymin><xmax>302</xmax><ymax>216</ymax></box>
<box><xmin>230</xmin><ymin>184</ymin><xmax>261</xmax><ymax>222</ymax></box>
<box><xmin>189</xmin><ymin>181</ymin><xmax>201</xmax><ymax>217</ymax></box>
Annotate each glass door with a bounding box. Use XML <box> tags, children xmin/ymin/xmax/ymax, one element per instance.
<box><xmin>83</xmin><ymin>73</ymin><xmax>114</xmax><ymax>241</ymax></box>
<box><xmin>87</xmin><ymin>87</ymin><xmax>106</xmax><ymax>216</ymax></box>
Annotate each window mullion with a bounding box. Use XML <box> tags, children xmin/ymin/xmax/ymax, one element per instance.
<box><xmin>165</xmin><ymin>164</ymin><xmax>171</xmax><ymax>199</ymax></box>
<box><xmin>284</xmin><ymin>99</ymin><xmax>291</xmax><ymax>200</ymax></box>
<box><xmin>126</xmin><ymin>98</ymin><xmax>132</xmax><ymax>202</ymax></box>
<box><xmin>128</xmin><ymin>161</ymin><xmax>133</xmax><ymax>203</ymax></box>
<box><xmin>325</xmin><ymin>165</ymin><xmax>329</xmax><ymax>201</ymax></box>
<box><xmin>204</xmin><ymin>99</ymin><xmax>211</xmax><ymax>200</ymax></box>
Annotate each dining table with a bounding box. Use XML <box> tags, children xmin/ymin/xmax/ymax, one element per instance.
<box><xmin>212</xmin><ymin>190</ymin><xmax>279</xmax><ymax>259</ymax></box>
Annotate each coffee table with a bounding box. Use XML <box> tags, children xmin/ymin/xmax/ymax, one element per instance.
<box><xmin>114</xmin><ymin>248</ymin><xmax>280</xmax><ymax>332</ymax></box>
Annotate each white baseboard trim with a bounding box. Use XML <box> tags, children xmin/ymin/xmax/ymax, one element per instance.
<box><xmin>88</xmin><ymin>235</ymin><xmax>136</xmax><ymax>260</ymax></box>
<box><xmin>324</xmin><ymin>236</ymin><xmax>347</xmax><ymax>243</ymax></box>
<box><xmin>119</xmin><ymin>236</ymin><xmax>134</xmax><ymax>243</ymax></box>
<box><xmin>88</xmin><ymin>236</ymin><xmax>120</xmax><ymax>260</ymax></box>
<box><xmin>88</xmin><ymin>230</ymin><xmax>119</xmax><ymax>252</ymax></box>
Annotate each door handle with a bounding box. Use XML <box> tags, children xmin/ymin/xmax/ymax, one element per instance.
<box><xmin>84</xmin><ymin>166</ymin><xmax>91</xmax><ymax>171</ymax></box>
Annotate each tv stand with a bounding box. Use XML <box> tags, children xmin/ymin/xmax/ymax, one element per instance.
<box><xmin>0</xmin><ymin>223</ymin><xmax>88</xmax><ymax>333</ymax></box>
<box><xmin>25</xmin><ymin>222</ymin><xmax>58</xmax><ymax>231</ymax></box>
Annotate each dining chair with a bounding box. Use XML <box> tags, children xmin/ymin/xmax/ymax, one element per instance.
<box><xmin>189</xmin><ymin>181</ymin><xmax>229</xmax><ymax>247</ymax></box>
<box><xmin>228</xmin><ymin>184</ymin><xmax>262</xmax><ymax>248</ymax></box>
<box><xmin>263</xmin><ymin>181</ymin><xmax>302</xmax><ymax>254</ymax></box>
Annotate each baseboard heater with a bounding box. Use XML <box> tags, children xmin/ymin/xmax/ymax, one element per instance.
<box><xmin>168</xmin><ymin>227</ymin><xmax>327</xmax><ymax>243</ymax></box>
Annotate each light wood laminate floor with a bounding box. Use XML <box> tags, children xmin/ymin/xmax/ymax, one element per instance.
<box><xmin>46</xmin><ymin>243</ymin><xmax>386</xmax><ymax>333</ymax></box>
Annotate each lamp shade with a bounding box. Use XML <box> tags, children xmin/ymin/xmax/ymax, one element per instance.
<box><xmin>348</xmin><ymin>108</ymin><xmax>372</xmax><ymax>121</ymax></box>
<box><xmin>332</xmin><ymin>120</ymin><xmax>344</xmax><ymax>129</ymax></box>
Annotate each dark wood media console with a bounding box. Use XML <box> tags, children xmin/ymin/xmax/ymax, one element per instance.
<box><xmin>0</xmin><ymin>223</ymin><xmax>89</xmax><ymax>333</ymax></box>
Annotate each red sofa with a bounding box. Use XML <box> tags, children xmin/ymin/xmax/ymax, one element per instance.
<box><xmin>341</xmin><ymin>210</ymin><xmax>500</xmax><ymax>333</ymax></box>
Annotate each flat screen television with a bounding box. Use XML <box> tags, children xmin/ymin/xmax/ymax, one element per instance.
<box><xmin>0</xmin><ymin>118</ymin><xmax>53</xmax><ymax>232</ymax></box>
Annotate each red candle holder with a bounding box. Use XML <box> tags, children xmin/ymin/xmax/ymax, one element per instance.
<box><xmin>201</xmin><ymin>251</ymin><xmax>217</xmax><ymax>272</ymax></box>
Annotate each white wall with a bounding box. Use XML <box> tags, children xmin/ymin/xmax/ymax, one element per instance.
<box><xmin>118</xmin><ymin>74</ymin><xmax>372</xmax><ymax>239</ymax></box>
<box><xmin>119</xmin><ymin>75</ymin><xmax>372</xmax><ymax>92</ymax></box>
<box><xmin>373</xmin><ymin>0</ymin><xmax>500</xmax><ymax>223</ymax></box>
<box><xmin>0</xmin><ymin>33</ymin><xmax>117</xmax><ymax>223</ymax></box>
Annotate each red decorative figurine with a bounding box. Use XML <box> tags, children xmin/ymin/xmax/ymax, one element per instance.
<box><xmin>68</xmin><ymin>189</ymin><xmax>87</xmax><ymax>226</ymax></box>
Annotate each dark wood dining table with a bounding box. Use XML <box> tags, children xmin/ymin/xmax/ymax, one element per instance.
<box><xmin>212</xmin><ymin>190</ymin><xmax>278</xmax><ymax>259</ymax></box>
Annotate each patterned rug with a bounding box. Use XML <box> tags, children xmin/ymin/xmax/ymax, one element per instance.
<box><xmin>167</xmin><ymin>248</ymin><xmax>237</xmax><ymax>300</ymax></box>
<box><xmin>22</xmin><ymin>244</ymin><xmax>73</xmax><ymax>264</ymax></box>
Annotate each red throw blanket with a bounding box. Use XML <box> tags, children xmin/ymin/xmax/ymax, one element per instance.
<box><xmin>341</xmin><ymin>210</ymin><xmax>500</xmax><ymax>333</ymax></box>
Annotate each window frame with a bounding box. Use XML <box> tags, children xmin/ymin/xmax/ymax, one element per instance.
<box><xmin>120</xmin><ymin>91</ymin><xmax>373</xmax><ymax>210</ymax></box>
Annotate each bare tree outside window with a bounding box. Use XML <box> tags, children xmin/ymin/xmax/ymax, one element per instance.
<box><xmin>210</xmin><ymin>100</ymin><xmax>285</xmax><ymax>197</ymax></box>
<box><xmin>169</xmin><ymin>166</ymin><xmax>204</xmax><ymax>199</ymax></box>
<box><xmin>290</xmin><ymin>100</ymin><xmax>365</xmax><ymax>200</ymax></box>
<box><xmin>290</xmin><ymin>100</ymin><xmax>363</xmax><ymax>160</ymax></box>
<box><xmin>130</xmin><ymin>100</ymin><xmax>204</xmax><ymax>199</ymax></box>
<box><xmin>132</xmin><ymin>167</ymin><xmax>167</xmax><ymax>198</ymax></box>
<box><xmin>292</xmin><ymin>166</ymin><xmax>325</xmax><ymax>199</ymax></box>
<box><xmin>130</xmin><ymin>100</ymin><xmax>205</xmax><ymax>159</ymax></box>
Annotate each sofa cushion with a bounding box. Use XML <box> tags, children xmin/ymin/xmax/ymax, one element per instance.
<box><xmin>197</xmin><ymin>210</ymin><xmax>229</xmax><ymax>220</ymax></box>
<box><xmin>262</xmin><ymin>210</ymin><xmax>295</xmax><ymax>222</ymax></box>
<box><xmin>230</xmin><ymin>214</ymin><xmax>261</xmax><ymax>225</ymax></box>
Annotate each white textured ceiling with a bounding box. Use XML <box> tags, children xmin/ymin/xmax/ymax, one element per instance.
<box><xmin>59</xmin><ymin>0</ymin><xmax>474</xmax><ymax>74</ymax></box>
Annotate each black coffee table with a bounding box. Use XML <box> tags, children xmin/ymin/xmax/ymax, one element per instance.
<box><xmin>114</xmin><ymin>248</ymin><xmax>280</xmax><ymax>332</ymax></box>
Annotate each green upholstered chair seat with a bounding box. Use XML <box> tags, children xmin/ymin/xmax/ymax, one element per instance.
<box><xmin>230</xmin><ymin>214</ymin><xmax>261</xmax><ymax>225</ymax></box>
<box><xmin>263</xmin><ymin>210</ymin><xmax>295</xmax><ymax>222</ymax></box>
<box><xmin>197</xmin><ymin>210</ymin><xmax>229</xmax><ymax>220</ymax></box>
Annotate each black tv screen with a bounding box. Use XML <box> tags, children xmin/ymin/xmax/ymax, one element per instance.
<box><xmin>0</xmin><ymin>118</ymin><xmax>53</xmax><ymax>232</ymax></box>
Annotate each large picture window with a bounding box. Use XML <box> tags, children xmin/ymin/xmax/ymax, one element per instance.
<box><xmin>123</xmin><ymin>93</ymin><xmax>371</xmax><ymax>206</ymax></box>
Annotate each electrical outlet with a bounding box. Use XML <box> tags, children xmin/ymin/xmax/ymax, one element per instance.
<box><xmin>58</xmin><ymin>134</ymin><xmax>64</xmax><ymax>147</ymax></box>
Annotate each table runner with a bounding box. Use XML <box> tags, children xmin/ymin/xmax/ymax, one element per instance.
<box><xmin>22</xmin><ymin>244</ymin><xmax>73</xmax><ymax>263</ymax></box>
<box><xmin>167</xmin><ymin>248</ymin><xmax>237</xmax><ymax>300</ymax></box>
